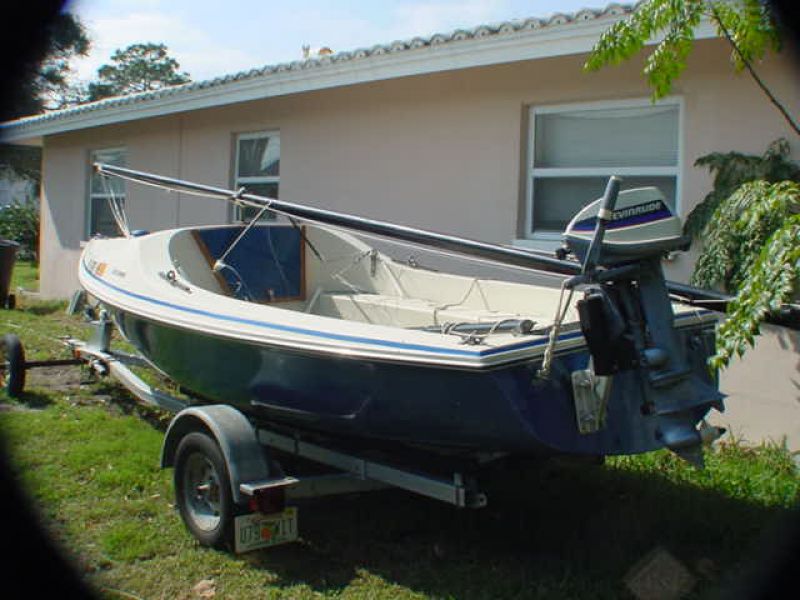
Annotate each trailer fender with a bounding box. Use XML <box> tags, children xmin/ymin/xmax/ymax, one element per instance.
<box><xmin>161</xmin><ymin>405</ymin><xmax>270</xmax><ymax>505</ymax></box>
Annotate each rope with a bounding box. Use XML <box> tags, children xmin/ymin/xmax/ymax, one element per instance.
<box><xmin>213</xmin><ymin>262</ymin><xmax>254</xmax><ymax>300</ymax></box>
<box><xmin>100</xmin><ymin>174</ymin><xmax>131</xmax><ymax>237</ymax></box>
<box><xmin>537</xmin><ymin>280</ymin><xmax>575</xmax><ymax>379</ymax></box>
<box><xmin>330</xmin><ymin>250</ymin><xmax>372</xmax><ymax>293</ymax></box>
<box><xmin>213</xmin><ymin>188</ymin><xmax>265</xmax><ymax>270</ymax></box>
<box><xmin>433</xmin><ymin>278</ymin><xmax>481</xmax><ymax>326</ymax></box>
<box><xmin>209</xmin><ymin>190</ymin><xmax>271</xmax><ymax>300</ymax></box>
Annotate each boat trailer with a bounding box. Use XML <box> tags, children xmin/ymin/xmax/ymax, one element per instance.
<box><xmin>2</xmin><ymin>309</ymin><xmax>489</xmax><ymax>553</ymax></box>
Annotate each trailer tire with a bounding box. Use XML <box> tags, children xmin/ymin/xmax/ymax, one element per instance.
<box><xmin>2</xmin><ymin>333</ymin><xmax>26</xmax><ymax>398</ymax></box>
<box><xmin>174</xmin><ymin>431</ymin><xmax>242</xmax><ymax>550</ymax></box>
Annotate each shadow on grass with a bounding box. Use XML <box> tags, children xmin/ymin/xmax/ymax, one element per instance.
<box><xmin>89</xmin><ymin>379</ymin><xmax>172</xmax><ymax>432</ymax></box>
<box><xmin>52</xmin><ymin>363</ymin><xmax>797</xmax><ymax>597</ymax></box>
<box><xmin>14</xmin><ymin>389</ymin><xmax>57</xmax><ymax>409</ymax></box>
<box><xmin>242</xmin><ymin>460</ymin><xmax>798</xmax><ymax>599</ymax></box>
<box><xmin>19</xmin><ymin>300</ymin><xmax>69</xmax><ymax>316</ymax></box>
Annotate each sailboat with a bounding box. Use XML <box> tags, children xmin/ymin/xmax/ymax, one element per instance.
<box><xmin>79</xmin><ymin>164</ymin><xmax>727</xmax><ymax>466</ymax></box>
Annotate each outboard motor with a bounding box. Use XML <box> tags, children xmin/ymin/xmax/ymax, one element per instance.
<box><xmin>561</xmin><ymin>178</ymin><xmax>725</xmax><ymax>466</ymax></box>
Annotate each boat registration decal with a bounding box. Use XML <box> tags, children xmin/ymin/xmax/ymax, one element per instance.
<box><xmin>86</xmin><ymin>259</ymin><xmax>108</xmax><ymax>277</ymax></box>
<box><xmin>80</xmin><ymin>259</ymin><xmax>709</xmax><ymax>361</ymax></box>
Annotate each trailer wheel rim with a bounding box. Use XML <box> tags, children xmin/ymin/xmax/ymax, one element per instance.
<box><xmin>182</xmin><ymin>452</ymin><xmax>223</xmax><ymax>532</ymax></box>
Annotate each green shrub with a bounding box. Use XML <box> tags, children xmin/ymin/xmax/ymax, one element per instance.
<box><xmin>692</xmin><ymin>180</ymin><xmax>800</xmax><ymax>368</ymax></box>
<box><xmin>0</xmin><ymin>197</ymin><xmax>39</xmax><ymax>262</ymax></box>
<box><xmin>684</xmin><ymin>139</ymin><xmax>800</xmax><ymax>247</ymax></box>
<box><xmin>684</xmin><ymin>140</ymin><xmax>800</xmax><ymax>369</ymax></box>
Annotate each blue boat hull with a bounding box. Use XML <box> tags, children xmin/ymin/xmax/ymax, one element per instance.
<box><xmin>113</xmin><ymin>309</ymin><xmax>721</xmax><ymax>458</ymax></box>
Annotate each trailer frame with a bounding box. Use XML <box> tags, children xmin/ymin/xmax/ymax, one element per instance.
<box><xmin>2</xmin><ymin>311</ymin><xmax>489</xmax><ymax>552</ymax></box>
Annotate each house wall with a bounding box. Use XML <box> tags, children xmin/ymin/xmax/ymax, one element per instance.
<box><xmin>35</xmin><ymin>37</ymin><xmax>800</xmax><ymax>447</ymax></box>
<box><xmin>39</xmin><ymin>38</ymin><xmax>800</xmax><ymax>298</ymax></box>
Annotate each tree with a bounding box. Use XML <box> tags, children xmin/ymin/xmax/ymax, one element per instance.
<box><xmin>692</xmin><ymin>179</ymin><xmax>799</xmax><ymax>367</ymax></box>
<box><xmin>586</xmin><ymin>0</ymin><xmax>800</xmax><ymax>368</ymax></box>
<box><xmin>7</xmin><ymin>12</ymin><xmax>90</xmax><ymax>117</ymax></box>
<box><xmin>0</xmin><ymin>145</ymin><xmax>42</xmax><ymax>185</ymax></box>
<box><xmin>585</xmin><ymin>0</ymin><xmax>797</xmax><ymax>134</ymax></box>
<box><xmin>1</xmin><ymin>11</ymin><xmax>87</xmax><ymax>208</ymax></box>
<box><xmin>0</xmin><ymin>197</ymin><xmax>40</xmax><ymax>263</ymax></box>
<box><xmin>87</xmin><ymin>43</ymin><xmax>191</xmax><ymax>101</ymax></box>
<box><xmin>684</xmin><ymin>138</ymin><xmax>800</xmax><ymax>243</ymax></box>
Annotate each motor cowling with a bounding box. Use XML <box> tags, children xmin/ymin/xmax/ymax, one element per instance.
<box><xmin>563</xmin><ymin>187</ymin><xmax>690</xmax><ymax>265</ymax></box>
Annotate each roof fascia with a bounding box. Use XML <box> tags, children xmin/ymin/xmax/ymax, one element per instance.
<box><xmin>1</xmin><ymin>18</ymin><xmax>718</xmax><ymax>143</ymax></box>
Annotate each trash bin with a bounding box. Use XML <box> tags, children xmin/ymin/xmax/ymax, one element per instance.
<box><xmin>0</xmin><ymin>239</ymin><xmax>20</xmax><ymax>309</ymax></box>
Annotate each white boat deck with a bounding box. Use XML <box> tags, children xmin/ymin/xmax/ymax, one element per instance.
<box><xmin>79</xmin><ymin>224</ymin><xmax>717</xmax><ymax>370</ymax></box>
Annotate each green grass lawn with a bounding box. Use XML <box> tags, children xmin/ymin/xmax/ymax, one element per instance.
<box><xmin>1</xmin><ymin>267</ymin><xmax>798</xmax><ymax>599</ymax></box>
<box><xmin>11</xmin><ymin>258</ymin><xmax>39</xmax><ymax>293</ymax></box>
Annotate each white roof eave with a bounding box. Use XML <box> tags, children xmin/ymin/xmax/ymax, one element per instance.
<box><xmin>0</xmin><ymin>7</ymin><xmax>718</xmax><ymax>143</ymax></box>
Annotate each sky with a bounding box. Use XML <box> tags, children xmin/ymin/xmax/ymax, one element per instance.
<box><xmin>65</xmin><ymin>0</ymin><xmax>609</xmax><ymax>83</ymax></box>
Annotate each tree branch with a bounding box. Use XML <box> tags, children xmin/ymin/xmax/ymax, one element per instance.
<box><xmin>710</xmin><ymin>5</ymin><xmax>800</xmax><ymax>137</ymax></box>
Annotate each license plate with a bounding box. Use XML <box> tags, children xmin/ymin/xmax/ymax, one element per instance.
<box><xmin>234</xmin><ymin>507</ymin><xmax>298</xmax><ymax>553</ymax></box>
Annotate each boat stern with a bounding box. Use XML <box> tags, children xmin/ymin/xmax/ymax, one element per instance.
<box><xmin>543</xmin><ymin>183</ymin><xmax>728</xmax><ymax>465</ymax></box>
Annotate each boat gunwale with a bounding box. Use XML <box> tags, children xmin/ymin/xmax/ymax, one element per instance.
<box><xmin>79</xmin><ymin>245</ymin><xmax>719</xmax><ymax>371</ymax></box>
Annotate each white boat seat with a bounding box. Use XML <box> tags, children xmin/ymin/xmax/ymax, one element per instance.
<box><xmin>314</xmin><ymin>292</ymin><xmax>534</xmax><ymax>329</ymax></box>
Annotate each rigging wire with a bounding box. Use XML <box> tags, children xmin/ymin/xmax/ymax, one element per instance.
<box><xmin>265</xmin><ymin>224</ymin><xmax>292</xmax><ymax>296</ymax></box>
<box><xmin>95</xmin><ymin>164</ymin><xmax>571</xmax><ymax>283</ymax></box>
<box><xmin>99</xmin><ymin>172</ymin><xmax>131</xmax><ymax>238</ymax></box>
<box><xmin>97</xmin><ymin>164</ymin><xmax>583</xmax><ymax>354</ymax></box>
<box><xmin>213</xmin><ymin>188</ymin><xmax>264</xmax><ymax>270</ymax></box>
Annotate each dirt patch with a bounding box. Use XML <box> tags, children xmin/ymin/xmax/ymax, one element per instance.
<box><xmin>0</xmin><ymin>403</ymin><xmax>31</xmax><ymax>413</ymax></box>
<box><xmin>27</xmin><ymin>365</ymin><xmax>88</xmax><ymax>391</ymax></box>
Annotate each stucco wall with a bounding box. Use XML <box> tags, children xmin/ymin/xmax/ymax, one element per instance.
<box><xmin>711</xmin><ymin>324</ymin><xmax>800</xmax><ymax>451</ymax></box>
<box><xmin>38</xmin><ymin>38</ymin><xmax>800</xmax><ymax>297</ymax></box>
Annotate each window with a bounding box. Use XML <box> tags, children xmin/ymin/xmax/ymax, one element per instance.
<box><xmin>526</xmin><ymin>99</ymin><xmax>681</xmax><ymax>237</ymax></box>
<box><xmin>88</xmin><ymin>147</ymin><xmax>127</xmax><ymax>237</ymax></box>
<box><xmin>233</xmin><ymin>131</ymin><xmax>280</xmax><ymax>222</ymax></box>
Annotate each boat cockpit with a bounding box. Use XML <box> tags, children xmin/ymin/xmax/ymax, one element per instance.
<box><xmin>169</xmin><ymin>224</ymin><xmax>569</xmax><ymax>339</ymax></box>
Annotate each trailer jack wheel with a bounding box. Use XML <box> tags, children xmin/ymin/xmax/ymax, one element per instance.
<box><xmin>174</xmin><ymin>432</ymin><xmax>241</xmax><ymax>550</ymax></box>
<box><xmin>1</xmin><ymin>334</ymin><xmax>25</xmax><ymax>398</ymax></box>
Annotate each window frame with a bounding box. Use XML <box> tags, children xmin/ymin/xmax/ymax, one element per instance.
<box><xmin>232</xmin><ymin>130</ymin><xmax>280</xmax><ymax>222</ymax></box>
<box><xmin>523</xmin><ymin>97</ymin><xmax>684</xmax><ymax>243</ymax></box>
<box><xmin>86</xmin><ymin>146</ymin><xmax>127</xmax><ymax>239</ymax></box>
